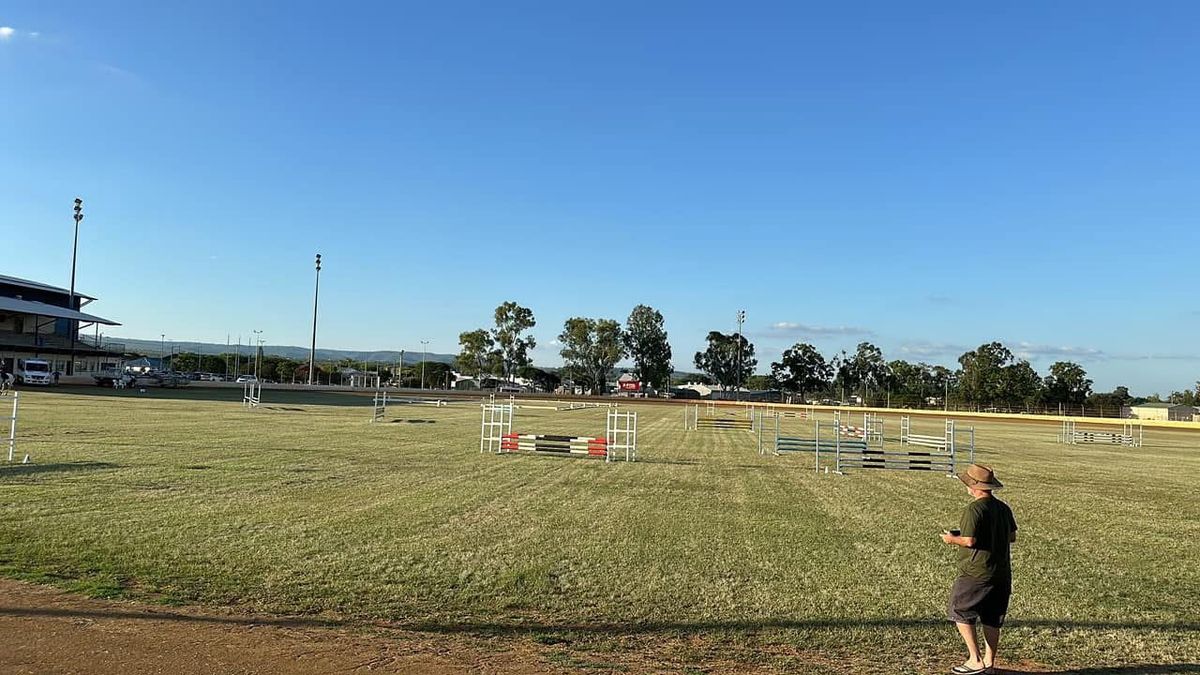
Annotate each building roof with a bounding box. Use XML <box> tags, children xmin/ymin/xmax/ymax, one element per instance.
<box><xmin>1130</xmin><ymin>401</ymin><xmax>1188</xmax><ymax>409</ymax></box>
<box><xmin>0</xmin><ymin>296</ymin><xmax>119</xmax><ymax>325</ymax></box>
<box><xmin>0</xmin><ymin>273</ymin><xmax>96</xmax><ymax>300</ymax></box>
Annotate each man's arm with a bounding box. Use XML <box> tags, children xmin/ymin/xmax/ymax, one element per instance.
<box><xmin>1009</xmin><ymin>531</ymin><xmax>1017</xmax><ymax>543</ymax></box>
<box><xmin>940</xmin><ymin>532</ymin><xmax>976</xmax><ymax>548</ymax></box>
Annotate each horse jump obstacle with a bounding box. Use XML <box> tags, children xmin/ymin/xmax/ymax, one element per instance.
<box><xmin>838</xmin><ymin>412</ymin><xmax>884</xmax><ymax>446</ymax></box>
<box><xmin>761</xmin><ymin>411</ymin><xmax>972</xmax><ymax>476</ymax></box>
<box><xmin>1058</xmin><ymin>420</ymin><xmax>1142</xmax><ymax>447</ymax></box>
<box><xmin>747</xmin><ymin>403</ymin><xmax>812</xmax><ymax>420</ymax></box>
<box><xmin>372</xmin><ymin>390</ymin><xmax>451</xmax><ymax>421</ymax></box>
<box><xmin>6</xmin><ymin>392</ymin><xmax>27</xmax><ymax>464</ymax></box>
<box><xmin>684</xmin><ymin>404</ymin><xmax>756</xmax><ymax>432</ymax></box>
<box><xmin>242</xmin><ymin>381</ymin><xmax>262</xmax><ymax>409</ymax></box>
<box><xmin>481</xmin><ymin>404</ymin><xmax>637</xmax><ymax>462</ymax></box>
<box><xmin>899</xmin><ymin>415</ymin><xmax>975</xmax><ymax>462</ymax></box>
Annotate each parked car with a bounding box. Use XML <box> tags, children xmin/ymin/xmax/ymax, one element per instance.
<box><xmin>235</xmin><ymin>375</ymin><xmax>258</xmax><ymax>383</ymax></box>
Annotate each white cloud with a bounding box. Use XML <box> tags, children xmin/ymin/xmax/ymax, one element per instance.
<box><xmin>898</xmin><ymin>341</ymin><xmax>969</xmax><ymax>358</ymax></box>
<box><xmin>1012</xmin><ymin>342</ymin><xmax>1105</xmax><ymax>361</ymax></box>
<box><xmin>766</xmin><ymin>322</ymin><xmax>873</xmax><ymax>338</ymax></box>
<box><xmin>0</xmin><ymin>27</ymin><xmax>15</xmax><ymax>40</ymax></box>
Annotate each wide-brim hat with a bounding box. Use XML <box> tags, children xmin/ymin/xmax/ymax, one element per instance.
<box><xmin>959</xmin><ymin>464</ymin><xmax>1004</xmax><ymax>490</ymax></box>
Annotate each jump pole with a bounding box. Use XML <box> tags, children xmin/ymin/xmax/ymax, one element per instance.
<box><xmin>6</xmin><ymin>392</ymin><xmax>27</xmax><ymax>464</ymax></box>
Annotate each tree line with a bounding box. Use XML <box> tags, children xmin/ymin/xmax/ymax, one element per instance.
<box><xmin>458</xmin><ymin>301</ymin><xmax>1197</xmax><ymax>409</ymax></box>
<box><xmin>457</xmin><ymin>302</ymin><xmax>672</xmax><ymax>394</ymax></box>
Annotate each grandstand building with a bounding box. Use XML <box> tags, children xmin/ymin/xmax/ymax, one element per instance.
<box><xmin>0</xmin><ymin>273</ymin><xmax>122</xmax><ymax>377</ymax></box>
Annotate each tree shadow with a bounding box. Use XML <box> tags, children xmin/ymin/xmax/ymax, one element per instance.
<box><xmin>0</xmin><ymin>461</ymin><xmax>121</xmax><ymax>477</ymax></box>
<box><xmin>387</xmin><ymin>419</ymin><xmax>436</xmax><ymax>424</ymax></box>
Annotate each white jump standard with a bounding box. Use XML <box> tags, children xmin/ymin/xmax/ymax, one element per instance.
<box><xmin>1057</xmin><ymin>420</ymin><xmax>1143</xmax><ymax>447</ymax></box>
<box><xmin>242</xmin><ymin>381</ymin><xmax>262</xmax><ymax>409</ymax></box>
<box><xmin>6</xmin><ymin>392</ymin><xmax>28</xmax><ymax>464</ymax></box>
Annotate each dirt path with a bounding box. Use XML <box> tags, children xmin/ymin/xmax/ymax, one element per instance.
<box><xmin>1</xmin><ymin>579</ymin><xmax>1077</xmax><ymax>674</ymax></box>
<box><xmin>0</xmin><ymin>579</ymin><xmax>560</xmax><ymax>674</ymax></box>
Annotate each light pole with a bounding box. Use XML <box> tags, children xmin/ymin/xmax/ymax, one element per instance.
<box><xmin>308</xmin><ymin>254</ymin><xmax>322</xmax><ymax>385</ymax></box>
<box><xmin>67</xmin><ymin>198</ymin><xmax>84</xmax><ymax>375</ymax></box>
<box><xmin>420</xmin><ymin>341</ymin><xmax>429</xmax><ymax>389</ymax></box>
<box><xmin>735</xmin><ymin>309</ymin><xmax>746</xmax><ymax>402</ymax></box>
<box><xmin>252</xmin><ymin>329</ymin><xmax>263</xmax><ymax>379</ymax></box>
<box><xmin>160</xmin><ymin>334</ymin><xmax>165</xmax><ymax>372</ymax></box>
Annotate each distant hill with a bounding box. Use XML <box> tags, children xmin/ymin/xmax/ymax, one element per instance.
<box><xmin>112</xmin><ymin>337</ymin><xmax>456</xmax><ymax>365</ymax></box>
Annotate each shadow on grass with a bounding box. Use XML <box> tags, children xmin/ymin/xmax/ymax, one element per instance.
<box><xmin>636</xmin><ymin>457</ymin><xmax>700</xmax><ymax>466</ymax></box>
<box><xmin>998</xmin><ymin>662</ymin><xmax>1200</xmax><ymax>667</ymax></box>
<box><xmin>0</xmin><ymin>606</ymin><xmax>338</xmax><ymax>628</ymax></box>
<box><xmin>3</xmin><ymin>608</ymin><xmax>1196</xmax><ymax>642</ymax></box>
<box><xmin>0</xmin><ymin>461</ymin><xmax>121</xmax><ymax>477</ymax></box>
<box><xmin>387</xmin><ymin>419</ymin><xmax>437</xmax><ymax>424</ymax></box>
<box><xmin>394</xmin><ymin>617</ymin><xmax>1200</xmax><ymax>636</ymax></box>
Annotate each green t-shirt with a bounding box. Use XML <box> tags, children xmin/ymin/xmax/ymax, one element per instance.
<box><xmin>957</xmin><ymin>495</ymin><xmax>1018</xmax><ymax>580</ymax></box>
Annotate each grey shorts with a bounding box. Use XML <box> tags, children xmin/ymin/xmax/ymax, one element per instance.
<box><xmin>948</xmin><ymin>575</ymin><xmax>1011</xmax><ymax>627</ymax></box>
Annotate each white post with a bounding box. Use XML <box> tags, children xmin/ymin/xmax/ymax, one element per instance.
<box><xmin>6</xmin><ymin>392</ymin><xmax>18</xmax><ymax>463</ymax></box>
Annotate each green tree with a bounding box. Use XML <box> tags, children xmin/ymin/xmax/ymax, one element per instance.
<box><xmin>517</xmin><ymin>365</ymin><xmax>562</xmax><ymax>393</ymax></box>
<box><xmin>1003</xmin><ymin>360</ymin><xmax>1043</xmax><ymax>408</ymax></box>
<box><xmin>846</xmin><ymin>342</ymin><xmax>889</xmax><ymax>403</ymax></box>
<box><xmin>559</xmin><ymin>317</ymin><xmax>625</xmax><ymax>395</ymax></box>
<box><xmin>770</xmin><ymin>343</ymin><xmax>831</xmax><ymax>401</ymax></box>
<box><xmin>744</xmin><ymin>374</ymin><xmax>778</xmax><ymax>391</ymax></box>
<box><xmin>491</xmin><ymin>302</ymin><xmax>537</xmax><ymax>383</ymax></box>
<box><xmin>623</xmin><ymin>304</ymin><xmax>673</xmax><ymax>390</ymax></box>
<box><xmin>957</xmin><ymin>342</ymin><xmax>1015</xmax><ymax>406</ymax></box>
<box><xmin>693</xmin><ymin>331</ymin><xmax>756</xmax><ymax>390</ymax></box>
<box><xmin>1043</xmin><ymin>361</ymin><xmax>1093</xmax><ymax>406</ymax></box>
<box><xmin>457</xmin><ymin>329</ymin><xmax>497</xmax><ymax>380</ymax></box>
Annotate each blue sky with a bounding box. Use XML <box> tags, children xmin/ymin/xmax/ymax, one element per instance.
<box><xmin>1</xmin><ymin>1</ymin><xmax>1197</xmax><ymax>394</ymax></box>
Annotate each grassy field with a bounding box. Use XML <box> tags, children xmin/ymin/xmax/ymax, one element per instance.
<box><xmin>2</xmin><ymin>388</ymin><xmax>1198</xmax><ymax>673</ymax></box>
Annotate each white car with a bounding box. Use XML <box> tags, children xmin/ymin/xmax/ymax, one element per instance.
<box><xmin>16</xmin><ymin>359</ymin><xmax>53</xmax><ymax>385</ymax></box>
<box><xmin>235</xmin><ymin>375</ymin><xmax>258</xmax><ymax>383</ymax></box>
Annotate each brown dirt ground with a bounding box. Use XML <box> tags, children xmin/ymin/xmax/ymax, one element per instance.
<box><xmin>0</xmin><ymin>579</ymin><xmax>1076</xmax><ymax>675</ymax></box>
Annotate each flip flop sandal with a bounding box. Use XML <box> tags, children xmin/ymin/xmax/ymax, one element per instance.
<box><xmin>951</xmin><ymin>667</ymin><xmax>986</xmax><ymax>675</ymax></box>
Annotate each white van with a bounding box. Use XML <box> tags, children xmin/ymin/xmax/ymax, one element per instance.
<box><xmin>16</xmin><ymin>358</ymin><xmax>53</xmax><ymax>385</ymax></box>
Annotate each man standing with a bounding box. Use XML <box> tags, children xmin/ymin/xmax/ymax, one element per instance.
<box><xmin>940</xmin><ymin>464</ymin><xmax>1017</xmax><ymax>675</ymax></box>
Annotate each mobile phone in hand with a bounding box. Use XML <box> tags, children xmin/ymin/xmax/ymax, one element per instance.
<box><xmin>947</xmin><ymin>529</ymin><xmax>961</xmax><ymax>536</ymax></box>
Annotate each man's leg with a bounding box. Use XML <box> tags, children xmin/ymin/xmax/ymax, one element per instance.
<box><xmin>955</xmin><ymin>622</ymin><xmax>984</xmax><ymax>668</ymax></box>
<box><xmin>981</xmin><ymin>624</ymin><xmax>1001</xmax><ymax>667</ymax></box>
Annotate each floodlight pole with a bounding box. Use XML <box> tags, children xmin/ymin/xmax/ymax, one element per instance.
<box><xmin>420</xmin><ymin>341</ymin><xmax>429</xmax><ymax>389</ymax></box>
<box><xmin>67</xmin><ymin>198</ymin><xmax>83</xmax><ymax>376</ymax></box>
<box><xmin>160</xmin><ymin>334</ymin><xmax>165</xmax><ymax>372</ymax></box>
<box><xmin>253</xmin><ymin>329</ymin><xmax>262</xmax><ymax>379</ymax></box>
<box><xmin>308</xmin><ymin>254</ymin><xmax>322</xmax><ymax>385</ymax></box>
<box><xmin>735</xmin><ymin>309</ymin><xmax>746</xmax><ymax>402</ymax></box>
